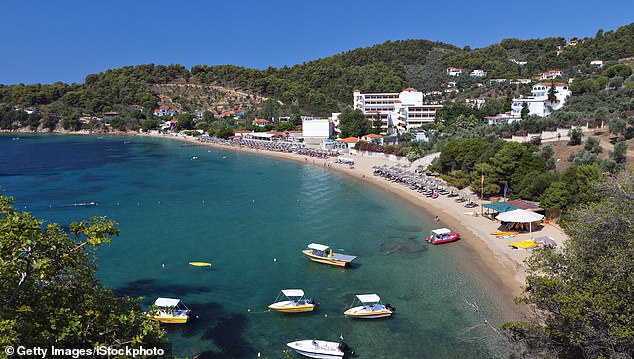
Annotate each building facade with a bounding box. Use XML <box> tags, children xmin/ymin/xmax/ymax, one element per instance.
<box><xmin>511</xmin><ymin>82</ymin><xmax>571</xmax><ymax>118</ymax></box>
<box><xmin>352</xmin><ymin>88</ymin><xmax>442</xmax><ymax>132</ymax></box>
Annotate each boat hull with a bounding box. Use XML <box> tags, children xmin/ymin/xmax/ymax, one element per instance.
<box><xmin>268</xmin><ymin>301</ymin><xmax>315</xmax><ymax>313</ymax></box>
<box><xmin>149</xmin><ymin>315</ymin><xmax>189</xmax><ymax>324</ymax></box>
<box><xmin>286</xmin><ymin>340</ymin><xmax>345</xmax><ymax>359</ymax></box>
<box><xmin>302</xmin><ymin>250</ymin><xmax>351</xmax><ymax>267</ymax></box>
<box><xmin>344</xmin><ymin>306</ymin><xmax>392</xmax><ymax>319</ymax></box>
<box><xmin>425</xmin><ymin>234</ymin><xmax>460</xmax><ymax>245</ymax></box>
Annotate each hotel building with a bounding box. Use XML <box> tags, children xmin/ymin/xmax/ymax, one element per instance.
<box><xmin>352</xmin><ymin>88</ymin><xmax>442</xmax><ymax>133</ymax></box>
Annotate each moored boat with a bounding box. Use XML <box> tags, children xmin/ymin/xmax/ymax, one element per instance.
<box><xmin>343</xmin><ymin>294</ymin><xmax>394</xmax><ymax>319</ymax></box>
<box><xmin>268</xmin><ymin>289</ymin><xmax>317</xmax><ymax>313</ymax></box>
<box><xmin>425</xmin><ymin>228</ymin><xmax>460</xmax><ymax>245</ymax></box>
<box><xmin>302</xmin><ymin>243</ymin><xmax>356</xmax><ymax>267</ymax></box>
<box><xmin>147</xmin><ymin>297</ymin><xmax>192</xmax><ymax>324</ymax></box>
<box><xmin>286</xmin><ymin>339</ymin><xmax>354</xmax><ymax>358</ymax></box>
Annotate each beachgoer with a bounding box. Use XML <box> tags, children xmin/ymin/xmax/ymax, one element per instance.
<box><xmin>434</xmin><ymin>216</ymin><xmax>440</xmax><ymax>221</ymax></box>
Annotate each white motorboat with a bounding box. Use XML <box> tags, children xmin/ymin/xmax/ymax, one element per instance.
<box><xmin>344</xmin><ymin>294</ymin><xmax>394</xmax><ymax>319</ymax></box>
<box><xmin>268</xmin><ymin>289</ymin><xmax>317</xmax><ymax>313</ymax></box>
<box><xmin>286</xmin><ymin>339</ymin><xmax>354</xmax><ymax>358</ymax></box>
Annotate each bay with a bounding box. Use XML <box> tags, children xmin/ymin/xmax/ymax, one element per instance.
<box><xmin>0</xmin><ymin>134</ymin><xmax>510</xmax><ymax>358</ymax></box>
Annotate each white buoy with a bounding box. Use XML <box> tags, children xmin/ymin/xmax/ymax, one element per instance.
<box><xmin>273</xmin><ymin>258</ymin><xmax>277</xmax><ymax>262</ymax></box>
<box><xmin>162</xmin><ymin>264</ymin><xmax>165</xmax><ymax>268</ymax></box>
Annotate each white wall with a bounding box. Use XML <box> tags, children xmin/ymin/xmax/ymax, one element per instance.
<box><xmin>302</xmin><ymin>119</ymin><xmax>332</xmax><ymax>138</ymax></box>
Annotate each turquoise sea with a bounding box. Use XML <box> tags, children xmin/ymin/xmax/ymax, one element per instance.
<box><xmin>0</xmin><ymin>134</ymin><xmax>515</xmax><ymax>358</ymax></box>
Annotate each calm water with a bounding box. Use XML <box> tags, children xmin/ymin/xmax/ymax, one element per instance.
<box><xmin>0</xmin><ymin>134</ymin><xmax>512</xmax><ymax>358</ymax></box>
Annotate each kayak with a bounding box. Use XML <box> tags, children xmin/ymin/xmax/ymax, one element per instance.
<box><xmin>189</xmin><ymin>262</ymin><xmax>212</xmax><ymax>267</ymax></box>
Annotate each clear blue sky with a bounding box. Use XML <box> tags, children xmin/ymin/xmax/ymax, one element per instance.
<box><xmin>2</xmin><ymin>0</ymin><xmax>633</xmax><ymax>85</ymax></box>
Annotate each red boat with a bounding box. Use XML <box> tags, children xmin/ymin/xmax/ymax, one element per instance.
<box><xmin>425</xmin><ymin>228</ymin><xmax>460</xmax><ymax>245</ymax></box>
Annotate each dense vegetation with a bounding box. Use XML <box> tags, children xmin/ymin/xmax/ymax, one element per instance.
<box><xmin>502</xmin><ymin>171</ymin><xmax>634</xmax><ymax>358</ymax></box>
<box><xmin>1</xmin><ymin>22</ymin><xmax>633</xmax><ymax>129</ymax></box>
<box><xmin>0</xmin><ymin>194</ymin><xmax>166</xmax><ymax>348</ymax></box>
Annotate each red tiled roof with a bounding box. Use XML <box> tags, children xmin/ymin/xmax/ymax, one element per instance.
<box><xmin>159</xmin><ymin>105</ymin><xmax>170</xmax><ymax>109</ymax></box>
<box><xmin>536</xmin><ymin>82</ymin><xmax>567</xmax><ymax>86</ymax></box>
<box><xmin>235</xmin><ymin>130</ymin><xmax>253</xmax><ymax>133</ymax></box>
<box><xmin>252</xmin><ymin>119</ymin><xmax>271</xmax><ymax>123</ymax></box>
<box><xmin>339</xmin><ymin>137</ymin><xmax>365</xmax><ymax>143</ymax></box>
<box><xmin>103</xmin><ymin>111</ymin><xmax>120</xmax><ymax>115</ymax></box>
<box><xmin>364</xmin><ymin>134</ymin><xmax>383</xmax><ymax>138</ymax></box>
<box><xmin>403</xmin><ymin>87</ymin><xmax>416</xmax><ymax>91</ymax></box>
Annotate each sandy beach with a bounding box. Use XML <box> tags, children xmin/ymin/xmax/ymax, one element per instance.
<box><xmin>145</xmin><ymin>132</ymin><xmax>568</xmax><ymax>318</ymax></box>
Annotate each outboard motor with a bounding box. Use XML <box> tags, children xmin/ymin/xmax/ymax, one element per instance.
<box><xmin>338</xmin><ymin>342</ymin><xmax>355</xmax><ymax>357</ymax></box>
<box><xmin>385</xmin><ymin>303</ymin><xmax>395</xmax><ymax>312</ymax></box>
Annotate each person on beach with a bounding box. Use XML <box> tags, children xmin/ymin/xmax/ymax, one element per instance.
<box><xmin>434</xmin><ymin>216</ymin><xmax>440</xmax><ymax>221</ymax></box>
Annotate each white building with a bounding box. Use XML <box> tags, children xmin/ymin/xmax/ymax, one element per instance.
<box><xmin>353</xmin><ymin>88</ymin><xmax>442</xmax><ymax>132</ymax></box>
<box><xmin>590</xmin><ymin>60</ymin><xmax>604</xmax><ymax>68</ymax></box>
<box><xmin>540</xmin><ymin>70</ymin><xmax>563</xmax><ymax>80</ymax></box>
<box><xmin>302</xmin><ymin>117</ymin><xmax>333</xmax><ymax>144</ymax></box>
<box><xmin>511</xmin><ymin>82</ymin><xmax>571</xmax><ymax>118</ymax></box>
<box><xmin>446</xmin><ymin>67</ymin><xmax>465</xmax><ymax>76</ymax></box>
<box><xmin>470</xmin><ymin>69</ymin><xmax>487</xmax><ymax>77</ymax></box>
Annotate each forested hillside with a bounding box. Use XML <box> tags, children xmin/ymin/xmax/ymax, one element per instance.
<box><xmin>1</xmin><ymin>22</ymin><xmax>633</xmax><ymax>129</ymax></box>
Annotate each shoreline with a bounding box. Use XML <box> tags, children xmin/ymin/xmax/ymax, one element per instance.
<box><xmin>142</xmin><ymin>133</ymin><xmax>564</xmax><ymax>320</ymax></box>
<box><xmin>7</xmin><ymin>130</ymin><xmax>560</xmax><ymax>319</ymax></box>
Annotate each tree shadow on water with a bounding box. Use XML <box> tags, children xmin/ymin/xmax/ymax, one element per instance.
<box><xmin>197</xmin><ymin>313</ymin><xmax>256</xmax><ymax>359</ymax></box>
<box><xmin>113</xmin><ymin>278</ymin><xmax>212</xmax><ymax>298</ymax></box>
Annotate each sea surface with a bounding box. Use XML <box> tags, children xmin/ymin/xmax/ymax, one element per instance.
<box><xmin>0</xmin><ymin>134</ymin><xmax>513</xmax><ymax>358</ymax></box>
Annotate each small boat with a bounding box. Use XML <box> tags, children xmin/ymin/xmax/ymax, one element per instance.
<box><xmin>425</xmin><ymin>228</ymin><xmax>460</xmax><ymax>245</ymax></box>
<box><xmin>147</xmin><ymin>298</ymin><xmax>192</xmax><ymax>324</ymax></box>
<box><xmin>344</xmin><ymin>294</ymin><xmax>394</xmax><ymax>319</ymax></box>
<box><xmin>189</xmin><ymin>261</ymin><xmax>212</xmax><ymax>267</ymax></box>
<box><xmin>509</xmin><ymin>240</ymin><xmax>537</xmax><ymax>249</ymax></box>
<box><xmin>286</xmin><ymin>339</ymin><xmax>354</xmax><ymax>358</ymax></box>
<box><xmin>302</xmin><ymin>243</ymin><xmax>356</xmax><ymax>268</ymax></box>
<box><xmin>268</xmin><ymin>289</ymin><xmax>317</xmax><ymax>313</ymax></box>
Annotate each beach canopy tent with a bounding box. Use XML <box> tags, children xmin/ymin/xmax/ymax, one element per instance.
<box><xmin>496</xmin><ymin>209</ymin><xmax>545</xmax><ymax>238</ymax></box>
<box><xmin>483</xmin><ymin>202</ymin><xmax>519</xmax><ymax>214</ymax></box>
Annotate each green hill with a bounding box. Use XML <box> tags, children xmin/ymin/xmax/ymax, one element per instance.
<box><xmin>1</xmin><ymin>22</ymin><xmax>633</xmax><ymax>130</ymax></box>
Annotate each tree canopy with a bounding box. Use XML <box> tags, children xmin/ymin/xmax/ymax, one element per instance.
<box><xmin>0</xmin><ymin>194</ymin><xmax>165</xmax><ymax>348</ymax></box>
<box><xmin>503</xmin><ymin>171</ymin><xmax>634</xmax><ymax>358</ymax></box>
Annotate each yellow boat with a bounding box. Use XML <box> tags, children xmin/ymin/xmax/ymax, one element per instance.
<box><xmin>302</xmin><ymin>243</ymin><xmax>356</xmax><ymax>267</ymax></box>
<box><xmin>509</xmin><ymin>240</ymin><xmax>537</xmax><ymax>249</ymax></box>
<box><xmin>189</xmin><ymin>261</ymin><xmax>212</xmax><ymax>267</ymax></box>
<box><xmin>268</xmin><ymin>289</ymin><xmax>317</xmax><ymax>313</ymax></box>
<box><xmin>147</xmin><ymin>298</ymin><xmax>192</xmax><ymax>324</ymax></box>
<box><xmin>344</xmin><ymin>294</ymin><xmax>394</xmax><ymax>319</ymax></box>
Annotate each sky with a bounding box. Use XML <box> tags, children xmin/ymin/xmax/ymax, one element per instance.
<box><xmin>1</xmin><ymin>0</ymin><xmax>633</xmax><ymax>85</ymax></box>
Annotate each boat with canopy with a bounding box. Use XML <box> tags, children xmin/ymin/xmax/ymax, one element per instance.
<box><xmin>302</xmin><ymin>243</ymin><xmax>357</xmax><ymax>267</ymax></box>
<box><xmin>147</xmin><ymin>297</ymin><xmax>192</xmax><ymax>324</ymax></box>
<box><xmin>268</xmin><ymin>289</ymin><xmax>317</xmax><ymax>313</ymax></box>
<box><xmin>343</xmin><ymin>294</ymin><xmax>394</xmax><ymax>319</ymax></box>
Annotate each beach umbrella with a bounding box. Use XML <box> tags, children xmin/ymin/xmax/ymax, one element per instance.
<box><xmin>496</xmin><ymin>209</ymin><xmax>544</xmax><ymax>238</ymax></box>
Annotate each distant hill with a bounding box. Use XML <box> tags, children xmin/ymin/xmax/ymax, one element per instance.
<box><xmin>1</xmin><ymin>22</ymin><xmax>633</xmax><ymax>127</ymax></box>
